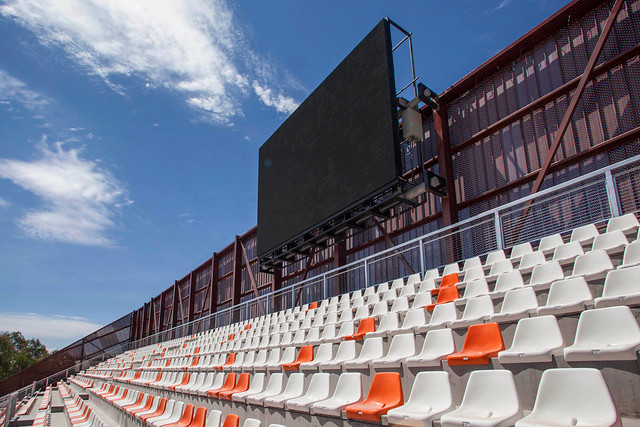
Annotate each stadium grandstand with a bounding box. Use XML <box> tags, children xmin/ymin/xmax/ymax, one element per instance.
<box><xmin>2</xmin><ymin>0</ymin><xmax>640</xmax><ymax>425</ymax></box>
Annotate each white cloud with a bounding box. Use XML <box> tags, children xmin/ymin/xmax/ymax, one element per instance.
<box><xmin>0</xmin><ymin>196</ymin><xmax>10</xmax><ymax>209</ymax></box>
<box><xmin>0</xmin><ymin>0</ymin><xmax>300</xmax><ymax>123</ymax></box>
<box><xmin>252</xmin><ymin>81</ymin><xmax>299</xmax><ymax>115</ymax></box>
<box><xmin>0</xmin><ymin>138</ymin><xmax>131</xmax><ymax>246</ymax></box>
<box><xmin>495</xmin><ymin>0</ymin><xmax>511</xmax><ymax>10</ymax></box>
<box><xmin>0</xmin><ymin>69</ymin><xmax>50</xmax><ymax>111</ymax></box>
<box><xmin>0</xmin><ymin>312</ymin><xmax>102</xmax><ymax>350</ymax></box>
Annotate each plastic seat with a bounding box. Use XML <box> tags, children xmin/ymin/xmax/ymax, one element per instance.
<box><xmin>300</xmin><ymin>343</ymin><xmax>333</xmax><ymax>370</ymax></box>
<box><xmin>514</xmin><ymin>369</ymin><xmax>620</xmax><ymax>427</ymax></box>
<box><xmin>411</xmin><ymin>292</ymin><xmax>432</xmax><ymax>309</ymax></box>
<box><xmin>366</xmin><ymin>313</ymin><xmax>398</xmax><ymax>338</ymax></box>
<box><xmin>489</xmin><ymin>287</ymin><xmax>538</xmax><ymax>323</ymax></box>
<box><xmin>460</xmin><ymin>267</ymin><xmax>485</xmax><ymax>283</ymax></box>
<box><xmin>283</xmin><ymin>345</ymin><xmax>313</xmax><ymax>370</ymax></box>
<box><xmin>188</xmin><ymin>407</ymin><xmax>207</xmax><ymax>427</ymax></box>
<box><xmin>405</xmin><ymin>328</ymin><xmax>455</xmax><ymax>367</ymax></box>
<box><xmin>231</xmin><ymin>373</ymin><xmax>265</xmax><ymax>403</ymax></box>
<box><xmin>487</xmin><ymin>259</ymin><xmax>513</xmax><ymax>280</ymax></box>
<box><xmin>345</xmin><ymin>372</ymin><xmax>404</xmax><ymax>423</ymax></box>
<box><xmin>518</xmin><ymin>251</ymin><xmax>546</xmax><ymax>275</ymax></box>
<box><xmin>595</xmin><ymin>265</ymin><xmax>640</xmax><ymax>308</ymax></box>
<box><xmin>286</xmin><ymin>373</ymin><xmax>331</xmax><ymax>413</ymax></box>
<box><xmin>242</xmin><ymin>419</ymin><xmax>260</xmax><ymax>427</ymax></box>
<box><xmin>163</xmin><ymin>403</ymin><xmax>194</xmax><ymax>427</ymax></box>
<box><xmin>490</xmin><ymin>270</ymin><xmax>525</xmax><ymax>297</ymax></box>
<box><xmin>442</xmin><ymin>262</ymin><xmax>460</xmax><ymax>276</ymax></box>
<box><xmin>320</xmin><ymin>340</ymin><xmax>357</xmax><ymax>369</ymax></box>
<box><xmin>386</xmin><ymin>371</ymin><xmax>453</xmax><ymax>427</ymax></box>
<box><xmin>528</xmin><ymin>261</ymin><xmax>564</xmax><ymax>290</ymax></box>
<box><xmin>463</xmin><ymin>256</ymin><xmax>483</xmax><ymax>271</ymax></box>
<box><xmin>218</xmin><ymin>373</ymin><xmax>250</xmax><ymax>400</ymax></box>
<box><xmin>371</xmin><ymin>301</ymin><xmax>389</xmax><ymax>317</ymax></box>
<box><xmin>450</xmin><ymin>295</ymin><xmax>494</xmax><ymax>329</ymax></box>
<box><xmin>208</xmin><ymin>373</ymin><xmax>236</xmax><ymax>398</ymax></box>
<box><xmin>245</xmin><ymin>373</ymin><xmax>284</xmax><ymax>405</ymax></box>
<box><xmin>592</xmin><ymin>230</ymin><xmax>628</xmax><ymax>255</ymax></box>
<box><xmin>371</xmin><ymin>333</ymin><xmax>416</xmax><ymax>368</ymax></box>
<box><xmin>537</xmin><ymin>277</ymin><xmax>592</xmax><ymax>316</ymax></box>
<box><xmin>606</xmin><ymin>212</ymin><xmax>639</xmax><ymax>235</ymax></box>
<box><xmin>426</xmin><ymin>286</ymin><xmax>459</xmax><ymax>311</ymax></box>
<box><xmin>417</xmin><ymin>279</ymin><xmax>436</xmax><ymax>293</ymax></box>
<box><xmin>202</xmin><ymin>409</ymin><xmax>222</xmax><ymax>427</ymax></box>
<box><xmin>417</xmin><ymin>302</ymin><xmax>457</xmax><ymax>332</ymax></box>
<box><xmin>456</xmin><ymin>279</ymin><xmax>490</xmax><ymax>303</ymax></box>
<box><xmin>485</xmin><ymin>249</ymin><xmax>506</xmax><ymax>265</ymax></box>
<box><xmin>332</xmin><ymin>321</ymin><xmax>354</xmax><ymax>342</ymax></box>
<box><xmin>264</xmin><ymin>372</ymin><xmax>305</xmax><ymax>408</ymax></box>
<box><xmin>221</xmin><ymin>414</ymin><xmax>239</xmax><ymax>427</ymax></box>
<box><xmin>563</xmin><ymin>305</ymin><xmax>640</xmax><ymax>361</ymax></box>
<box><xmin>509</xmin><ymin>242</ymin><xmax>533</xmax><ymax>262</ymax></box>
<box><xmin>424</xmin><ymin>268</ymin><xmax>440</xmax><ymax>280</ymax></box>
<box><xmin>618</xmin><ymin>240</ymin><xmax>640</xmax><ymax>269</ymax></box>
<box><xmin>311</xmin><ymin>372</ymin><xmax>364</xmax><ymax>417</ymax></box>
<box><xmin>498</xmin><ymin>315</ymin><xmax>564</xmax><ymax>363</ymax></box>
<box><xmin>538</xmin><ymin>233</ymin><xmax>564</xmax><ymax>255</ymax></box>
<box><xmin>344</xmin><ymin>336</ymin><xmax>384</xmax><ymax>369</ymax></box>
<box><xmin>344</xmin><ymin>317</ymin><xmax>375</xmax><ymax>341</ymax></box>
<box><xmin>431</xmin><ymin>273</ymin><xmax>460</xmax><ymax>295</ymax></box>
<box><xmin>569</xmin><ymin>249</ymin><xmax>614</xmax><ymax>281</ymax></box>
<box><xmin>406</xmin><ymin>273</ymin><xmax>422</xmax><ymax>287</ymax></box>
<box><xmin>268</xmin><ymin>347</ymin><xmax>295</xmax><ymax>369</ymax></box>
<box><xmin>447</xmin><ymin>322</ymin><xmax>505</xmax><ymax>365</ymax></box>
<box><xmin>391</xmin><ymin>307</ymin><xmax>427</xmax><ymax>336</ymax></box>
<box><xmin>440</xmin><ymin>370</ymin><xmax>522</xmax><ymax>427</ymax></box>
<box><xmin>552</xmin><ymin>241</ymin><xmax>584</xmax><ymax>266</ymax></box>
<box><xmin>390</xmin><ymin>296</ymin><xmax>409</xmax><ymax>313</ymax></box>
<box><xmin>570</xmin><ymin>223</ymin><xmax>600</xmax><ymax>246</ymax></box>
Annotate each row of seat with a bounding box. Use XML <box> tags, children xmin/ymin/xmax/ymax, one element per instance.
<box><xmin>71</xmin><ymin>377</ymin><xmax>285</xmax><ymax>427</ymax></box>
<box><xmin>59</xmin><ymin>381</ymin><xmax>106</xmax><ymax>427</ymax></box>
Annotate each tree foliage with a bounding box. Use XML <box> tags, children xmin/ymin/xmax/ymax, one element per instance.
<box><xmin>0</xmin><ymin>331</ymin><xmax>49</xmax><ymax>381</ymax></box>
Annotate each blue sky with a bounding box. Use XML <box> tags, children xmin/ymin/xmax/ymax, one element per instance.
<box><xmin>0</xmin><ymin>0</ymin><xmax>568</xmax><ymax>349</ymax></box>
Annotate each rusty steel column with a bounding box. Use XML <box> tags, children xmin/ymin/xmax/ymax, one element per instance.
<box><xmin>232</xmin><ymin>236</ymin><xmax>243</xmax><ymax>322</ymax></box>
<box><xmin>434</xmin><ymin>102</ymin><xmax>461</xmax><ymax>263</ymax></box>
<box><xmin>333</xmin><ymin>239</ymin><xmax>347</xmax><ymax>295</ymax></box>
<box><xmin>188</xmin><ymin>272</ymin><xmax>196</xmax><ymax>323</ymax></box>
<box><xmin>171</xmin><ymin>282</ymin><xmax>179</xmax><ymax>328</ymax></box>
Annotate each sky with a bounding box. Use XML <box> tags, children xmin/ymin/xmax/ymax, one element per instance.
<box><xmin>0</xmin><ymin>0</ymin><xmax>570</xmax><ymax>350</ymax></box>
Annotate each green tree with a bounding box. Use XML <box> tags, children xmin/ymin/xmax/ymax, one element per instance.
<box><xmin>0</xmin><ymin>331</ymin><xmax>49</xmax><ymax>381</ymax></box>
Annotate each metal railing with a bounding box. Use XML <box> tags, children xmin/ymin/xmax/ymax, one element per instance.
<box><xmin>129</xmin><ymin>154</ymin><xmax>640</xmax><ymax>349</ymax></box>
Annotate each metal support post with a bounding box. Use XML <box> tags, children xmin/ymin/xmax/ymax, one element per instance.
<box><xmin>364</xmin><ymin>259</ymin><xmax>369</xmax><ymax>288</ymax></box>
<box><xmin>604</xmin><ymin>170</ymin><xmax>621</xmax><ymax>218</ymax></box>
<box><xmin>419</xmin><ymin>240</ymin><xmax>425</xmax><ymax>277</ymax></box>
<box><xmin>494</xmin><ymin>211</ymin><xmax>504</xmax><ymax>250</ymax></box>
<box><xmin>323</xmin><ymin>274</ymin><xmax>328</xmax><ymax>301</ymax></box>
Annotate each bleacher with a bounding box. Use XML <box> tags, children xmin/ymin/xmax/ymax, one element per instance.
<box><xmin>35</xmin><ymin>213</ymin><xmax>638</xmax><ymax>426</ymax></box>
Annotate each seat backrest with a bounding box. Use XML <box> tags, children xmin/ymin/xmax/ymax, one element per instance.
<box><xmin>314</xmin><ymin>343</ymin><xmax>333</xmax><ymax>361</ymax></box>
<box><xmin>264</xmin><ymin>373</ymin><xmax>284</xmax><ymax>394</ymax></box>
<box><xmin>530</xmin><ymin>261</ymin><xmax>564</xmax><ymax>284</ymax></box>
<box><xmin>366</xmin><ymin>372</ymin><xmax>404</xmax><ymax>405</ymax></box>
<box><xmin>189</xmin><ymin>407</ymin><xmax>207</xmax><ymax>427</ymax></box>
<box><xmin>422</xmin><ymin>328</ymin><xmax>456</xmax><ymax>355</ymax></box>
<box><xmin>242</xmin><ymin>419</ymin><xmax>261</xmax><ymax>427</ymax></box>
<box><xmin>462</xmin><ymin>267</ymin><xmax>484</xmax><ymax>282</ymax></box>
<box><xmin>442</xmin><ymin>262</ymin><xmax>460</xmax><ymax>276</ymax></box>
<box><xmin>538</xmin><ymin>233</ymin><xmax>564</xmax><ymax>252</ymax></box>
<box><xmin>407</xmin><ymin>371</ymin><xmax>451</xmax><ymax>407</ymax></box>
<box><xmin>401</xmin><ymin>308</ymin><xmax>426</xmax><ymax>328</ymax></box>
<box><xmin>235</xmin><ymin>373</ymin><xmax>251</xmax><ymax>390</ymax></box>
<box><xmin>570</xmin><ymin>223</ymin><xmax>599</xmax><ymax>243</ymax></box>
<box><xmin>246</xmin><ymin>373</ymin><xmax>266</xmax><ymax>393</ymax></box>
<box><xmin>500</xmin><ymin>286</ymin><xmax>538</xmax><ymax>312</ymax></box>
<box><xmin>430</xmin><ymin>302</ymin><xmax>457</xmax><ymax>325</ymax></box>
<box><xmin>461</xmin><ymin>295</ymin><xmax>494</xmax><ymax>319</ymax></box>
<box><xmin>462</xmin><ymin>279</ymin><xmax>489</xmax><ymax>299</ymax></box>
<box><xmin>355</xmin><ymin>317</ymin><xmax>375</xmax><ymax>335</ymax></box>
<box><xmin>493</xmin><ymin>270</ymin><xmax>524</xmax><ymax>293</ymax></box>
<box><xmin>545</xmin><ymin>277</ymin><xmax>592</xmax><ymax>305</ymax></box>
<box><xmin>460</xmin><ymin>370</ymin><xmax>519</xmax><ymax>414</ymax></box>
<box><xmin>509</xmin><ymin>315</ymin><xmax>563</xmax><ymax>349</ymax></box>
<box><xmin>377</xmin><ymin>313</ymin><xmax>399</xmax><ymax>331</ymax></box>
<box><xmin>573</xmin><ymin>305</ymin><xmax>640</xmax><ymax>346</ymax></box>
<box><xmin>489</xmin><ymin>259</ymin><xmax>513</xmax><ymax>276</ymax></box>
<box><xmin>358</xmin><ymin>337</ymin><xmax>384</xmax><ymax>359</ymax></box>
<box><xmin>607</xmin><ymin>213</ymin><xmax>639</xmax><ymax>233</ymax></box>
<box><xmin>440</xmin><ymin>273</ymin><xmax>460</xmax><ymax>288</ymax></box>
<box><xmin>553</xmin><ymin>241</ymin><xmax>584</xmax><ymax>261</ymax></box>
<box><xmin>571</xmin><ymin>250</ymin><xmax>613</xmax><ymax>276</ymax></box>
<box><xmin>387</xmin><ymin>333</ymin><xmax>415</xmax><ymax>357</ymax></box>
<box><xmin>621</xmin><ymin>241</ymin><xmax>640</xmax><ymax>266</ymax></box>
<box><xmin>460</xmin><ymin>323</ymin><xmax>505</xmax><ymax>353</ymax></box>
<box><xmin>462</xmin><ymin>256</ymin><xmax>482</xmax><ymax>271</ymax></box>
<box><xmin>390</xmin><ymin>297</ymin><xmax>409</xmax><ymax>312</ymax></box>
<box><xmin>306</xmin><ymin>373</ymin><xmax>331</xmax><ymax>397</ymax></box>
<box><xmin>510</xmin><ymin>242</ymin><xmax>533</xmax><ymax>260</ymax></box>
<box><xmin>485</xmin><ymin>249</ymin><xmax>506</xmax><ymax>265</ymax></box>
<box><xmin>520</xmin><ymin>251</ymin><xmax>546</xmax><ymax>270</ymax></box>
<box><xmin>434</xmin><ymin>285</ymin><xmax>459</xmax><ymax>305</ymax></box>
<box><xmin>333</xmin><ymin>373</ymin><xmax>363</xmax><ymax>401</ymax></box>
<box><xmin>296</xmin><ymin>346</ymin><xmax>314</xmax><ymax>364</ymax></box>
<box><xmin>335</xmin><ymin>340</ymin><xmax>357</xmax><ymax>360</ymax></box>
<box><xmin>176</xmin><ymin>404</ymin><xmax>194</xmax><ymax>426</ymax></box>
<box><xmin>222</xmin><ymin>414</ymin><xmax>239</xmax><ymax>427</ymax></box>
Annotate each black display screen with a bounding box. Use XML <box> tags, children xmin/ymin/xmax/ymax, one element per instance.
<box><xmin>257</xmin><ymin>19</ymin><xmax>400</xmax><ymax>258</ymax></box>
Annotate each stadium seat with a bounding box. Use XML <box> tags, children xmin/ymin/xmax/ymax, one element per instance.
<box><xmin>606</xmin><ymin>213</ymin><xmax>639</xmax><ymax>235</ymax></box>
<box><xmin>218</xmin><ymin>373</ymin><xmax>250</xmax><ymax>400</ymax></box>
<box><xmin>147</xmin><ymin>399</ymin><xmax>179</xmax><ymax>426</ymax></box>
<box><xmin>595</xmin><ymin>266</ymin><xmax>640</xmax><ymax>307</ymax></box>
<box><xmin>264</xmin><ymin>372</ymin><xmax>305</xmax><ymax>408</ymax></box>
<box><xmin>514</xmin><ymin>369</ymin><xmax>620</xmax><ymax>426</ymax></box>
<box><xmin>208</xmin><ymin>373</ymin><xmax>236</xmax><ymax>398</ymax></box>
<box><xmin>510</xmin><ymin>242</ymin><xmax>533</xmax><ymax>262</ymax></box>
<box><xmin>498</xmin><ymin>315</ymin><xmax>564</xmax><ymax>363</ymax></box>
<box><xmin>371</xmin><ymin>333</ymin><xmax>416</xmax><ymax>368</ymax></box>
<box><xmin>300</xmin><ymin>343</ymin><xmax>333</xmax><ymax>370</ymax></box>
<box><xmin>367</xmin><ymin>313</ymin><xmax>398</xmax><ymax>338</ymax></box>
<box><xmin>385</xmin><ymin>371</ymin><xmax>453</xmax><ymax>427</ymax></box>
<box><xmin>569</xmin><ymin>249</ymin><xmax>614</xmax><ymax>281</ymax></box>
<box><xmin>245</xmin><ymin>373</ymin><xmax>284</xmax><ymax>405</ymax></box>
<box><xmin>618</xmin><ymin>240</ymin><xmax>640</xmax><ymax>269</ymax></box>
<box><xmin>426</xmin><ymin>286</ymin><xmax>459</xmax><ymax>311</ymax></box>
<box><xmin>344</xmin><ymin>317</ymin><xmax>375</xmax><ymax>341</ymax></box>
<box><xmin>538</xmin><ymin>233</ymin><xmax>564</xmax><ymax>255</ymax></box>
<box><xmin>417</xmin><ymin>302</ymin><xmax>457</xmax><ymax>332</ymax></box>
<box><xmin>188</xmin><ymin>407</ymin><xmax>207</xmax><ymax>427</ymax></box>
<box><xmin>344</xmin><ymin>337</ymin><xmax>384</xmax><ymax>369</ymax></box>
<box><xmin>163</xmin><ymin>403</ymin><xmax>194</xmax><ymax>427</ymax></box>
<box><xmin>440</xmin><ymin>370</ymin><xmax>522</xmax><ymax>427</ymax></box>
<box><xmin>242</xmin><ymin>419</ymin><xmax>261</xmax><ymax>427</ymax></box>
<box><xmin>311</xmin><ymin>372</ymin><xmax>364</xmax><ymax>417</ymax></box>
<box><xmin>487</xmin><ymin>259</ymin><xmax>514</xmax><ymax>280</ymax></box>
<box><xmin>552</xmin><ymin>241</ymin><xmax>584</xmax><ymax>266</ymax></box>
<box><xmin>411</xmin><ymin>292</ymin><xmax>432</xmax><ymax>309</ymax></box>
<box><xmin>282</xmin><ymin>345</ymin><xmax>313</xmax><ymax>370</ymax></box>
<box><xmin>320</xmin><ymin>340</ymin><xmax>357</xmax><ymax>369</ymax></box>
<box><xmin>490</xmin><ymin>270</ymin><xmax>525</xmax><ymax>297</ymax></box>
<box><xmin>463</xmin><ymin>256</ymin><xmax>483</xmax><ymax>271</ymax></box>
<box><xmin>391</xmin><ymin>307</ymin><xmax>427</xmax><ymax>336</ymax></box>
<box><xmin>450</xmin><ymin>295</ymin><xmax>494</xmax><ymax>329</ymax></box>
<box><xmin>490</xmin><ymin>287</ymin><xmax>538</xmax><ymax>323</ymax></box>
<box><xmin>570</xmin><ymin>223</ymin><xmax>599</xmax><ymax>246</ymax></box>
<box><xmin>447</xmin><ymin>323</ymin><xmax>505</xmax><ymax>365</ymax></box>
<box><xmin>221</xmin><ymin>414</ymin><xmax>239</xmax><ymax>427</ymax></box>
<box><xmin>286</xmin><ymin>373</ymin><xmax>331</xmax><ymax>413</ymax></box>
<box><xmin>405</xmin><ymin>328</ymin><xmax>456</xmax><ymax>367</ymax></box>
<box><xmin>460</xmin><ymin>267</ymin><xmax>485</xmax><ymax>284</ymax></box>
<box><xmin>232</xmin><ymin>373</ymin><xmax>265</xmax><ymax>403</ymax></box>
<box><xmin>563</xmin><ymin>305</ymin><xmax>640</xmax><ymax>361</ymax></box>
<box><xmin>390</xmin><ymin>296</ymin><xmax>409</xmax><ymax>313</ymax></box>
<box><xmin>455</xmin><ymin>279</ymin><xmax>490</xmax><ymax>303</ymax></box>
<box><xmin>345</xmin><ymin>372</ymin><xmax>404</xmax><ymax>422</ymax></box>
<box><xmin>431</xmin><ymin>273</ymin><xmax>460</xmax><ymax>295</ymax></box>
<box><xmin>442</xmin><ymin>263</ymin><xmax>460</xmax><ymax>276</ymax></box>
<box><xmin>528</xmin><ymin>261</ymin><xmax>564</xmax><ymax>290</ymax></box>
<box><xmin>485</xmin><ymin>249</ymin><xmax>507</xmax><ymax>265</ymax></box>
<box><xmin>537</xmin><ymin>277</ymin><xmax>593</xmax><ymax>316</ymax></box>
